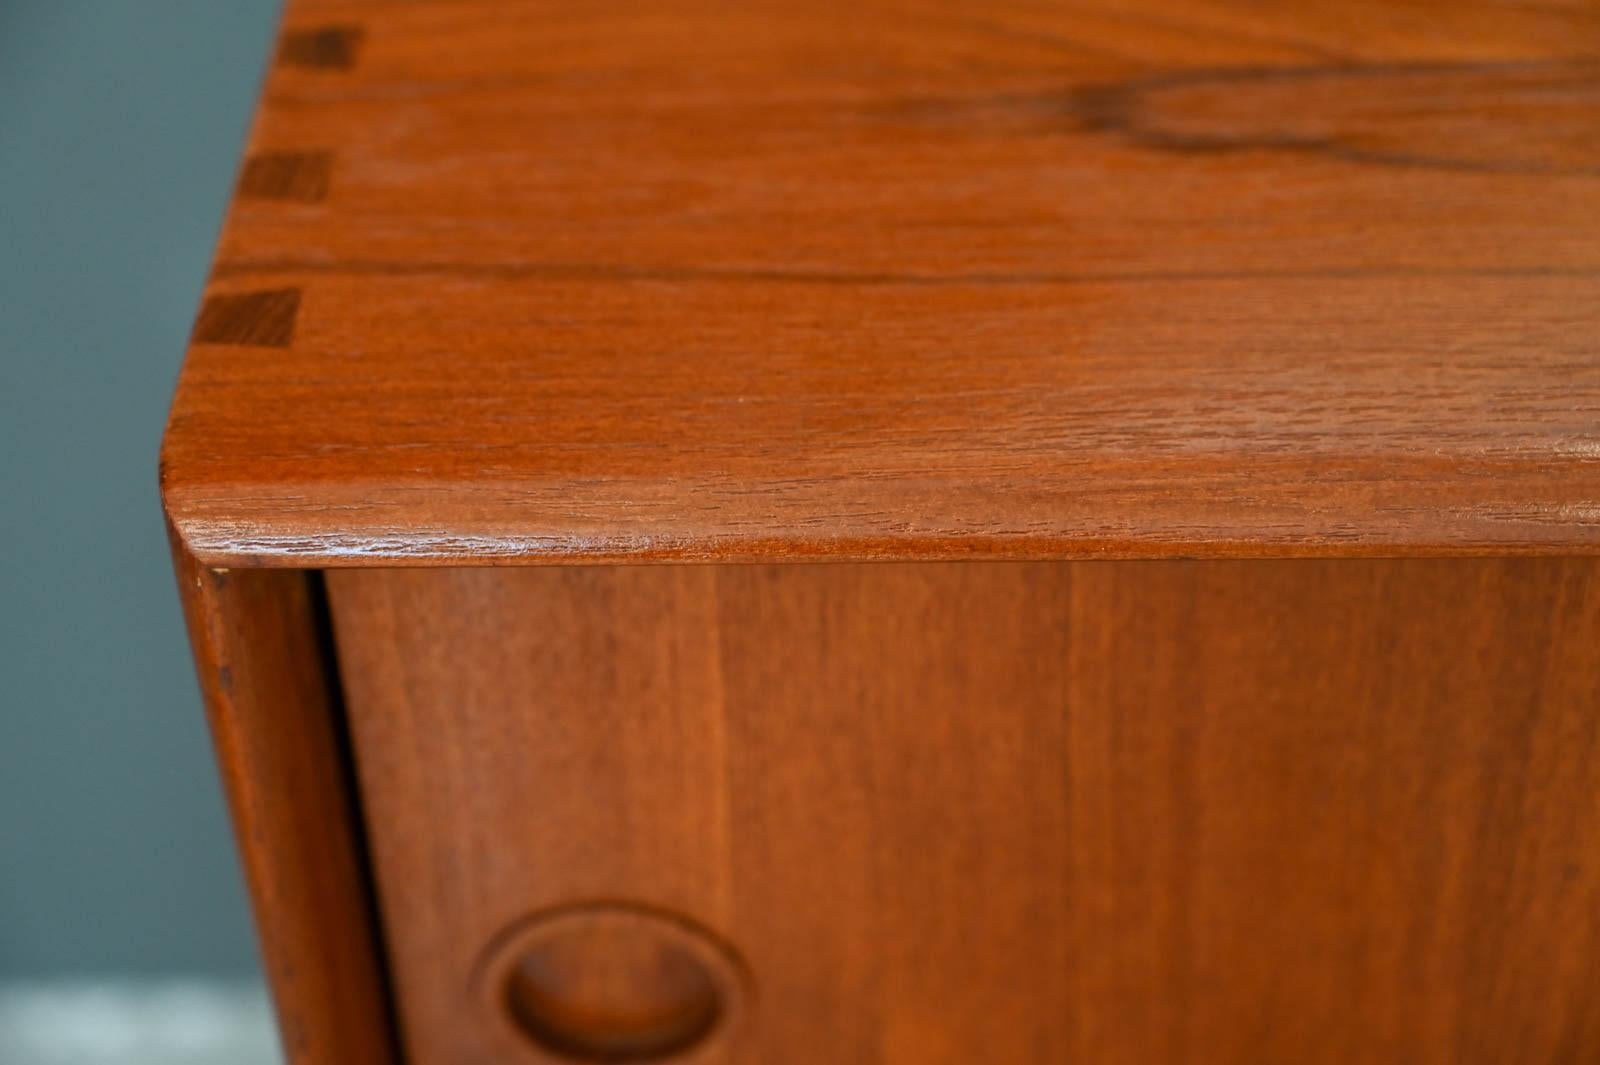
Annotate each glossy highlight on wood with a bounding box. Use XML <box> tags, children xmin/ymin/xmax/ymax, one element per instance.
<box><xmin>159</xmin><ymin>0</ymin><xmax>1600</xmax><ymax>567</ymax></box>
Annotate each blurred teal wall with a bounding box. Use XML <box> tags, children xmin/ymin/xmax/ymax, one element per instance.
<box><xmin>0</xmin><ymin>1</ymin><xmax>281</xmax><ymax>976</ymax></box>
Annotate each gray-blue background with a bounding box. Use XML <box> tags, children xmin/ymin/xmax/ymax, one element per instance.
<box><xmin>1</xmin><ymin>0</ymin><xmax>280</xmax><ymax>977</ymax></box>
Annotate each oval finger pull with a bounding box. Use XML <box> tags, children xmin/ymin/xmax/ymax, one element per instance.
<box><xmin>477</xmin><ymin>903</ymin><xmax>748</xmax><ymax>1063</ymax></box>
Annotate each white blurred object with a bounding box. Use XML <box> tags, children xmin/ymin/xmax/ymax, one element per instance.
<box><xmin>0</xmin><ymin>981</ymin><xmax>280</xmax><ymax>1065</ymax></box>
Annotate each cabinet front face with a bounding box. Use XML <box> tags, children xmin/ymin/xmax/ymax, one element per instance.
<box><xmin>327</xmin><ymin>560</ymin><xmax>1600</xmax><ymax>1065</ymax></box>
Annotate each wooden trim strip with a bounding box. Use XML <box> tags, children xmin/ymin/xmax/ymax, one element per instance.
<box><xmin>169</xmin><ymin>529</ymin><xmax>399</xmax><ymax>1065</ymax></box>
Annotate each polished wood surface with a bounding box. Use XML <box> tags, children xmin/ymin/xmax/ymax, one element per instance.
<box><xmin>161</xmin><ymin>0</ymin><xmax>1600</xmax><ymax>567</ymax></box>
<box><xmin>328</xmin><ymin>559</ymin><xmax>1600</xmax><ymax>1065</ymax></box>
<box><xmin>160</xmin><ymin>4</ymin><xmax>1600</xmax><ymax>1062</ymax></box>
<box><xmin>168</xmin><ymin>536</ymin><xmax>397</xmax><ymax>1065</ymax></box>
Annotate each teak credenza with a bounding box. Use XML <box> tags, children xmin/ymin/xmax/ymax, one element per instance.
<box><xmin>162</xmin><ymin>2</ymin><xmax>1600</xmax><ymax>1063</ymax></box>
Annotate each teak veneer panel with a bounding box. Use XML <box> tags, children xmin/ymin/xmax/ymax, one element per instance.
<box><xmin>328</xmin><ymin>559</ymin><xmax>1600</xmax><ymax>1065</ymax></box>
<box><xmin>159</xmin><ymin>0</ymin><xmax>1600</xmax><ymax>566</ymax></box>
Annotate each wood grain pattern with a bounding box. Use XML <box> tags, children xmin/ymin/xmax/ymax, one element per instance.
<box><xmin>190</xmin><ymin>288</ymin><xmax>301</xmax><ymax>348</ymax></box>
<box><xmin>168</xmin><ymin>536</ymin><xmax>397</xmax><ymax>1065</ymax></box>
<box><xmin>327</xmin><ymin>558</ymin><xmax>1600</xmax><ymax>1065</ymax></box>
<box><xmin>160</xmin><ymin>0</ymin><xmax>1600</xmax><ymax>566</ymax></box>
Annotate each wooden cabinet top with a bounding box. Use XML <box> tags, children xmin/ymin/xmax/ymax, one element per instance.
<box><xmin>160</xmin><ymin>0</ymin><xmax>1600</xmax><ymax>566</ymax></box>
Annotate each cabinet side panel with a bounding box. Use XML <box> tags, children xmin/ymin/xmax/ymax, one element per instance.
<box><xmin>170</xmin><ymin>539</ymin><xmax>397</xmax><ymax>1065</ymax></box>
<box><xmin>328</xmin><ymin>560</ymin><xmax>1600</xmax><ymax>1065</ymax></box>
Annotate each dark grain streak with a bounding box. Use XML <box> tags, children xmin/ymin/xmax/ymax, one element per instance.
<box><xmin>278</xmin><ymin>25</ymin><xmax>364</xmax><ymax>70</ymax></box>
<box><xmin>238</xmin><ymin>151</ymin><xmax>334</xmax><ymax>202</ymax></box>
<box><xmin>1070</xmin><ymin>59</ymin><xmax>1600</xmax><ymax>176</ymax></box>
<box><xmin>208</xmin><ymin>258</ymin><xmax>1600</xmax><ymax>288</ymax></box>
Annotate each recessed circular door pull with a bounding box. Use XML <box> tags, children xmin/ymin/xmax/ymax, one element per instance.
<box><xmin>476</xmin><ymin>903</ymin><xmax>748</xmax><ymax>1063</ymax></box>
